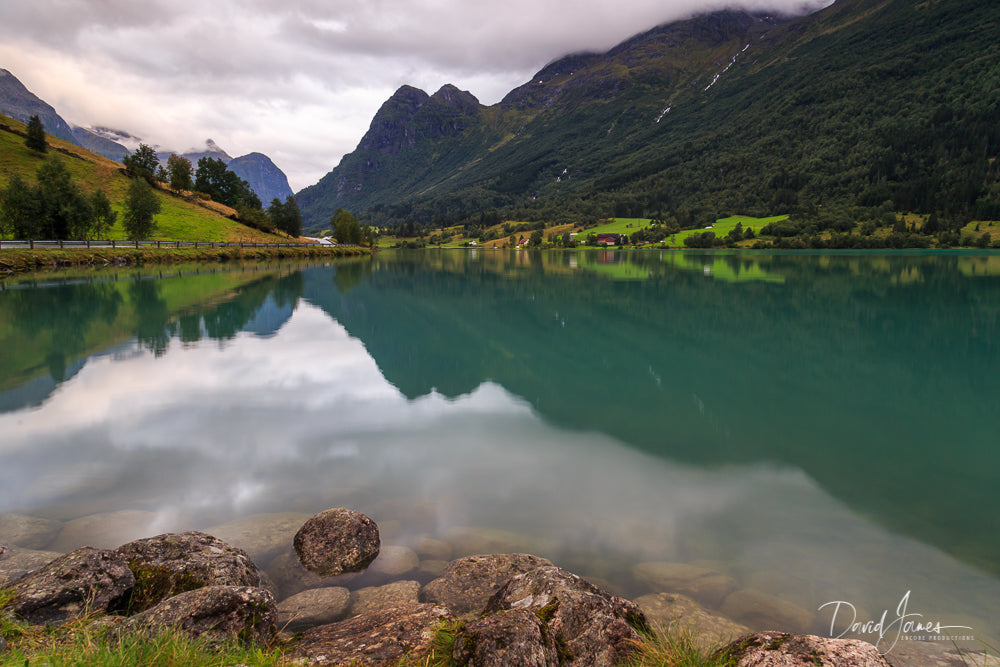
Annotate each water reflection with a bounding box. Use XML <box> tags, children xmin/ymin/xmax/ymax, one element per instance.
<box><xmin>305</xmin><ymin>251</ymin><xmax>1000</xmax><ymax>579</ymax></box>
<box><xmin>1</xmin><ymin>251</ymin><xmax>999</xmax><ymax>653</ymax></box>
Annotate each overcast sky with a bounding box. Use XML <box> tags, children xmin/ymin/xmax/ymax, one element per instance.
<box><xmin>0</xmin><ymin>0</ymin><xmax>830</xmax><ymax>191</ymax></box>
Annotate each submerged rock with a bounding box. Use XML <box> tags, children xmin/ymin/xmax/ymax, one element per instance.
<box><xmin>276</xmin><ymin>586</ymin><xmax>351</xmax><ymax>631</ymax></box>
<box><xmin>120</xmin><ymin>585</ymin><xmax>276</xmax><ymax>647</ymax></box>
<box><xmin>9</xmin><ymin>547</ymin><xmax>134</xmax><ymax>624</ymax></box>
<box><xmin>444</xmin><ymin>526</ymin><xmax>558</xmax><ymax>557</ymax></box>
<box><xmin>294</xmin><ymin>508</ymin><xmax>380</xmax><ymax>576</ymax></box>
<box><xmin>115</xmin><ymin>531</ymin><xmax>260</xmax><ymax>614</ymax></box>
<box><xmin>632</xmin><ymin>561</ymin><xmax>737</xmax><ymax>607</ymax></box>
<box><xmin>483</xmin><ymin>565</ymin><xmax>647</xmax><ymax>667</ymax></box>
<box><xmin>414</xmin><ymin>536</ymin><xmax>453</xmax><ymax>561</ymax></box>
<box><xmin>288</xmin><ymin>602</ymin><xmax>453</xmax><ymax>666</ymax></box>
<box><xmin>49</xmin><ymin>510</ymin><xmax>159</xmax><ymax>552</ymax></box>
<box><xmin>0</xmin><ymin>514</ymin><xmax>62</xmax><ymax>551</ymax></box>
<box><xmin>883</xmin><ymin>640</ymin><xmax>1000</xmax><ymax>667</ymax></box>
<box><xmin>720</xmin><ymin>589</ymin><xmax>814</xmax><ymax>635</ymax></box>
<box><xmin>266</xmin><ymin>547</ymin><xmax>359</xmax><ymax>600</ymax></box>
<box><xmin>635</xmin><ymin>592</ymin><xmax>749</xmax><ymax>649</ymax></box>
<box><xmin>369</xmin><ymin>545</ymin><xmax>419</xmax><ymax>577</ymax></box>
<box><xmin>420</xmin><ymin>553</ymin><xmax>552</xmax><ymax>617</ymax></box>
<box><xmin>715</xmin><ymin>631</ymin><xmax>891</xmax><ymax>666</ymax></box>
<box><xmin>454</xmin><ymin>608</ymin><xmax>559</xmax><ymax>667</ymax></box>
<box><xmin>203</xmin><ymin>512</ymin><xmax>312</xmax><ymax>564</ymax></box>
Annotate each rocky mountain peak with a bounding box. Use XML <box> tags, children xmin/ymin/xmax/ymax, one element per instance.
<box><xmin>431</xmin><ymin>85</ymin><xmax>481</xmax><ymax>114</ymax></box>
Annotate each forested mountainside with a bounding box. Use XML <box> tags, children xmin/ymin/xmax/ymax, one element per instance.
<box><xmin>296</xmin><ymin>0</ymin><xmax>1000</xmax><ymax>234</ymax></box>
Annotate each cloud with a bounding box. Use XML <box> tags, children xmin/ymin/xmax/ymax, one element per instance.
<box><xmin>0</xmin><ymin>0</ymin><xmax>832</xmax><ymax>191</ymax></box>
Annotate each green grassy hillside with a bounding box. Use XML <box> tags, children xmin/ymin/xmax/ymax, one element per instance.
<box><xmin>0</xmin><ymin>115</ymin><xmax>289</xmax><ymax>243</ymax></box>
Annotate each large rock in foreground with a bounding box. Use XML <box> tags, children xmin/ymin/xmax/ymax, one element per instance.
<box><xmin>715</xmin><ymin>631</ymin><xmax>891</xmax><ymax>666</ymax></box>
<box><xmin>9</xmin><ymin>547</ymin><xmax>134</xmax><ymax>624</ymax></box>
<box><xmin>420</xmin><ymin>553</ymin><xmax>552</xmax><ymax>617</ymax></box>
<box><xmin>453</xmin><ymin>608</ymin><xmax>559</xmax><ymax>667</ymax></box>
<box><xmin>294</xmin><ymin>509</ymin><xmax>380</xmax><ymax>576</ymax></box>
<box><xmin>115</xmin><ymin>531</ymin><xmax>260</xmax><ymax>613</ymax></box>
<box><xmin>0</xmin><ymin>545</ymin><xmax>63</xmax><ymax>584</ymax></box>
<box><xmin>348</xmin><ymin>580</ymin><xmax>420</xmax><ymax>617</ymax></box>
<box><xmin>483</xmin><ymin>565</ymin><xmax>647</xmax><ymax>667</ymax></box>
<box><xmin>120</xmin><ymin>585</ymin><xmax>276</xmax><ymax>647</ymax></box>
<box><xmin>288</xmin><ymin>602</ymin><xmax>453</xmax><ymax>666</ymax></box>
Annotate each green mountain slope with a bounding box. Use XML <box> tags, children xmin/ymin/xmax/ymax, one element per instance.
<box><xmin>0</xmin><ymin>115</ymin><xmax>288</xmax><ymax>242</ymax></box>
<box><xmin>296</xmin><ymin>0</ymin><xmax>1000</xmax><ymax>233</ymax></box>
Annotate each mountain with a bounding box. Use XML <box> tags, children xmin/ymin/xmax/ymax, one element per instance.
<box><xmin>227</xmin><ymin>152</ymin><xmax>294</xmax><ymax>204</ymax></box>
<box><xmin>0</xmin><ymin>68</ymin><xmax>79</xmax><ymax>145</ymax></box>
<box><xmin>158</xmin><ymin>141</ymin><xmax>294</xmax><ymax>203</ymax></box>
<box><xmin>296</xmin><ymin>0</ymin><xmax>1000</xmax><ymax>232</ymax></box>
<box><xmin>85</xmin><ymin>126</ymin><xmax>146</xmax><ymax>153</ymax></box>
<box><xmin>70</xmin><ymin>126</ymin><xmax>129</xmax><ymax>162</ymax></box>
<box><xmin>0</xmin><ymin>113</ymin><xmax>287</xmax><ymax>243</ymax></box>
<box><xmin>166</xmin><ymin>138</ymin><xmax>232</xmax><ymax>168</ymax></box>
<box><xmin>0</xmin><ymin>70</ymin><xmax>296</xmax><ymax>207</ymax></box>
<box><xmin>0</xmin><ymin>70</ymin><xmax>131</xmax><ymax>162</ymax></box>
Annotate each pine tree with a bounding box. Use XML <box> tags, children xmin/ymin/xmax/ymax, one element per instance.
<box><xmin>25</xmin><ymin>115</ymin><xmax>46</xmax><ymax>153</ymax></box>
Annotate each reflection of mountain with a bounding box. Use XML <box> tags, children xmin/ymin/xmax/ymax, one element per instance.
<box><xmin>242</xmin><ymin>296</ymin><xmax>295</xmax><ymax>338</ymax></box>
<box><xmin>301</xmin><ymin>251</ymin><xmax>1000</xmax><ymax>575</ymax></box>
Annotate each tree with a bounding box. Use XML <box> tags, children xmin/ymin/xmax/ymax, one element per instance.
<box><xmin>123</xmin><ymin>144</ymin><xmax>160</xmax><ymax>183</ymax></box>
<box><xmin>528</xmin><ymin>229</ymin><xmax>543</xmax><ymax>247</ymax></box>
<box><xmin>90</xmin><ymin>190</ymin><xmax>117</xmax><ymax>239</ymax></box>
<box><xmin>362</xmin><ymin>224</ymin><xmax>377</xmax><ymax>247</ymax></box>
<box><xmin>268</xmin><ymin>196</ymin><xmax>302</xmax><ymax>237</ymax></box>
<box><xmin>166</xmin><ymin>154</ymin><xmax>193</xmax><ymax>192</ymax></box>
<box><xmin>123</xmin><ymin>177</ymin><xmax>161</xmax><ymax>240</ymax></box>
<box><xmin>194</xmin><ymin>157</ymin><xmax>261</xmax><ymax>209</ymax></box>
<box><xmin>0</xmin><ymin>174</ymin><xmax>41</xmax><ymax>238</ymax></box>
<box><xmin>35</xmin><ymin>156</ymin><xmax>93</xmax><ymax>239</ymax></box>
<box><xmin>25</xmin><ymin>115</ymin><xmax>46</xmax><ymax>153</ymax></box>
<box><xmin>332</xmin><ymin>208</ymin><xmax>361</xmax><ymax>244</ymax></box>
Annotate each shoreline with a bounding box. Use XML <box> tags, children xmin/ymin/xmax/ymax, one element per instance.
<box><xmin>0</xmin><ymin>245</ymin><xmax>370</xmax><ymax>277</ymax></box>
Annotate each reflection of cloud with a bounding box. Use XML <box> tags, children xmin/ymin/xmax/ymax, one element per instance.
<box><xmin>1</xmin><ymin>302</ymin><xmax>998</xmax><ymax>637</ymax></box>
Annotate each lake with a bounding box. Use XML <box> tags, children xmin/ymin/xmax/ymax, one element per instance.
<box><xmin>1</xmin><ymin>250</ymin><xmax>998</xmax><ymax>657</ymax></box>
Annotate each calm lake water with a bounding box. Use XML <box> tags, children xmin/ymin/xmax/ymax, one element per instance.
<box><xmin>1</xmin><ymin>250</ymin><xmax>999</xmax><ymax>654</ymax></box>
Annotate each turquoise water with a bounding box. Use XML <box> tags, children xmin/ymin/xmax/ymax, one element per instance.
<box><xmin>1</xmin><ymin>250</ymin><xmax>998</xmax><ymax>653</ymax></box>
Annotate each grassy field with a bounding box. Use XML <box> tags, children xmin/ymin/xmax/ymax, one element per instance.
<box><xmin>668</xmin><ymin>215</ymin><xmax>787</xmax><ymax>247</ymax></box>
<box><xmin>572</xmin><ymin>215</ymin><xmax>788</xmax><ymax>247</ymax></box>
<box><xmin>575</xmin><ymin>218</ymin><xmax>653</xmax><ymax>237</ymax></box>
<box><xmin>0</xmin><ymin>115</ymin><xmax>290</xmax><ymax>243</ymax></box>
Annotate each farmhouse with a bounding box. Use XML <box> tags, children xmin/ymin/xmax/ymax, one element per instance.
<box><xmin>596</xmin><ymin>233</ymin><xmax>622</xmax><ymax>246</ymax></box>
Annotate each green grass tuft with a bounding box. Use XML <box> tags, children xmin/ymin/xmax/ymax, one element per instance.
<box><xmin>621</xmin><ymin>624</ymin><xmax>734</xmax><ymax>667</ymax></box>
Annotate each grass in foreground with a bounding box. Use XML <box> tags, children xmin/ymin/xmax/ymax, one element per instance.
<box><xmin>621</xmin><ymin>625</ymin><xmax>732</xmax><ymax>667</ymax></box>
<box><xmin>0</xmin><ymin>586</ymin><xmax>285</xmax><ymax>667</ymax></box>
